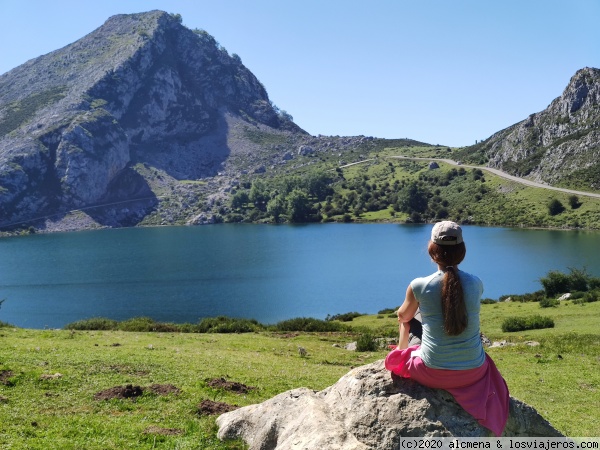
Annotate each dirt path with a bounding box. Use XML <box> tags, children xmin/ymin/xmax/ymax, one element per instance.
<box><xmin>388</xmin><ymin>155</ymin><xmax>600</xmax><ymax>200</ymax></box>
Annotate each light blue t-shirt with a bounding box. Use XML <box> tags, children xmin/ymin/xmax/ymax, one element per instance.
<box><xmin>410</xmin><ymin>269</ymin><xmax>485</xmax><ymax>370</ymax></box>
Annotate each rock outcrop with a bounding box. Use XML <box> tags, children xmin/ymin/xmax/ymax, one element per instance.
<box><xmin>217</xmin><ymin>360</ymin><xmax>562</xmax><ymax>449</ymax></box>
<box><xmin>459</xmin><ymin>67</ymin><xmax>600</xmax><ymax>190</ymax></box>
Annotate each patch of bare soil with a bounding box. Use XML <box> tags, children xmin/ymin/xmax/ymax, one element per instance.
<box><xmin>0</xmin><ymin>370</ymin><xmax>14</xmax><ymax>386</ymax></box>
<box><xmin>0</xmin><ymin>395</ymin><xmax>8</xmax><ymax>403</ymax></box>
<box><xmin>94</xmin><ymin>383</ymin><xmax>182</xmax><ymax>400</ymax></box>
<box><xmin>143</xmin><ymin>426</ymin><xmax>184</xmax><ymax>436</ymax></box>
<box><xmin>197</xmin><ymin>399</ymin><xmax>238</xmax><ymax>416</ymax></box>
<box><xmin>94</xmin><ymin>384</ymin><xmax>144</xmax><ymax>400</ymax></box>
<box><xmin>207</xmin><ymin>377</ymin><xmax>256</xmax><ymax>394</ymax></box>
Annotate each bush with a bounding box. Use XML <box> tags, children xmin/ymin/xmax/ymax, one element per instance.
<box><xmin>326</xmin><ymin>312</ymin><xmax>364</xmax><ymax>322</ymax></box>
<box><xmin>539</xmin><ymin>298</ymin><xmax>559</xmax><ymax>308</ymax></box>
<box><xmin>197</xmin><ymin>316</ymin><xmax>262</xmax><ymax>333</ymax></box>
<box><xmin>498</xmin><ymin>290</ymin><xmax>545</xmax><ymax>303</ymax></box>
<box><xmin>356</xmin><ymin>332</ymin><xmax>378</xmax><ymax>352</ymax></box>
<box><xmin>573</xmin><ymin>290</ymin><xmax>599</xmax><ymax>305</ymax></box>
<box><xmin>540</xmin><ymin>270</ymin><xmax>570</xmax><ymax>297</ymax></box>
<box><xmin>548</xmin><ymin>199</ymin><xmax>565</xmax><ymax>215</ymax></box>
<box><xmin>377</xmin><ymin>308</ymin><xmax>397</xmax><ymax>314</ymax></box>
<box><xmin>501</xmin><ymin>315</ymin><xmax>555</xmax><ymax>332</ymax></box>
<box><xmin>273</xmin><ymin>317</ymin><xmax>348</xmax><ymax>332</ymax></box>
<box><xmin>540</xmin><ymin>268</ymin><xmax>594</xmax><ymax>297</ymax></box>
<box><xmin>65</xmin><ymin>317</ymin><xmax>119</xmax><ymax>330</ymax></box>
<box><xmin>119</xmin><ymin>317</ymin><xmax>180</xmax><ymax>332</ymax></box>
<box><xmin>480</xmin><ymin>298</ymin><xmax>497</xmax><ymax>304</ymax></box>
<box><xmin>568</xmin><ymin>195</ymin><xmax>581</xmax><ymax>209</ymax></box>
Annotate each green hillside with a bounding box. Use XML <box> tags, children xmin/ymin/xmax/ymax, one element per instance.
<box><xmin>223</xmin><ymin>145</ymin><xmax>600</xmax><ymax>229</ymax></box>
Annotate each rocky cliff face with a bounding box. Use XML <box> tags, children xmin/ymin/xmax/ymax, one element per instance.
<box><xmin>461</xmin><ymin>67</ymin><xmax>600</xmax><ymax>190</ymax></box>
<box><xmin>0</xmin><ymin>10</ymin><xmax>303</xmax><ymax>229</ymax></box>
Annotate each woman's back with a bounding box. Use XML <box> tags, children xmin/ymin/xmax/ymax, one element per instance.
<box><xmin>411</xmin><ymin>269</ymin><xmax>485</xmax><ymax>370</ymax></box>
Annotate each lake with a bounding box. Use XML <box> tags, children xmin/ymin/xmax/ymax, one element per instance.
<box><xmin>1</xmin><ymin>223</ymin><xmax>599</xmax><ymax>329</ymax></box>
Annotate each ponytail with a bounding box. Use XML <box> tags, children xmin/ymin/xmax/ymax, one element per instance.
<box><xmin>428</xmin><ymin>241</ymin><xmax>467</xmax><ymax>336</ymax></box>
<box><xmin>441</xmin><ymin>266</ymin><xmax>467</xmax><ymax>335</ymax></box>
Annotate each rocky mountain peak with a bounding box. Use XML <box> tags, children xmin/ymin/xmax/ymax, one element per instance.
<box><xmin>0</xmin><ymin>11</ymin><xmax>304</xmax><ymax>229</ymax></box>
<box><xmin>458</xmin><ymin>67</ymin><xmax>600</xmax><ymax>190</ymax></box>
<box><xmin>560</xmin><ymin>67</ymin><xmax>598</xmax><ymax>115</ymax></box>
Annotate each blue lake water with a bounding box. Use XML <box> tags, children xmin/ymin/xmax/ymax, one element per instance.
<box><xmin>1</xmin><ymin>223</ymin><xmax>599</xmax><ymax>329</ymax></box>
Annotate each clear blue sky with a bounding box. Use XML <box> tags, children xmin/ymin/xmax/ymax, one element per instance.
<box><xmin>1</xmin><ymin>1</ymin><xmax>598</xmax><ymax>147</ymax></box>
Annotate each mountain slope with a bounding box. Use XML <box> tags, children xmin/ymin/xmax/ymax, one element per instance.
<box><xmin>456</xmin><ymin>67</ymin><xmax>600</xmax><ymax>191</ymax></box>
<box><xmin>0</xmin><ymin>10</ymin><xmax>304</xmax><ymax>229</ymax></box>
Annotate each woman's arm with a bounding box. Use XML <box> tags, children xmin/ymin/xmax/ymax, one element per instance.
<box><xmin>397</xmin><ymin>285</ymin><xmax>419</xmax><ymax>323</ymax></box>
<box><xmin>396</xmin><ymin>285</ymin><xmax>420</xmax><ymax>350</ymax></box>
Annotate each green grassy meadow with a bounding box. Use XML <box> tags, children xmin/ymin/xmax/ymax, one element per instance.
<box><xmin>1</xmin><ymin>300</ymin><xmax>599</xmax><ymax>448</ymax></box>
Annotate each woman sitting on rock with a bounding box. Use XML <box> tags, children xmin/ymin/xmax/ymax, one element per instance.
<box><xmin>385</xmin><ymin>221</ymin><xmax>509</xmax><ymax>436</ymax></box>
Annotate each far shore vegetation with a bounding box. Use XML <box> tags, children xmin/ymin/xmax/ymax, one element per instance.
<box><xmin>2</xmin><ymin>145</ymin><xmax>600</xmax><ymax>237</ymax></box>
<box><xmin>220</xmin><ymin>146</ymin><xmax>600</xmax><ymax>230</ymax></box>
<box><xmin>1</xmin><ymin>268</ymin><xmax>599</xmax><ymax>447</ymax></box>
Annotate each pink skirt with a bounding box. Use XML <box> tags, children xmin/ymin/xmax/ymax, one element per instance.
<box><xmin>385</xmin><ymin>345</ymin><xmax>509</xmax><ymax>437</ymax></box>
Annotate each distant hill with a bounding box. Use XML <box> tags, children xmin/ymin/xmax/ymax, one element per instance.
<box><xmin>0</xmin><ymin>10</ymin><xmax>309</xmax><ymax>230</ymax></box>
<box><xmin>455</xmin><ymin>67</ymin><xmax>600</xmax><ymax>191</ymax></box>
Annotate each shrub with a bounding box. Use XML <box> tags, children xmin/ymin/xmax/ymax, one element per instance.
<box><xmin>356</xmin><ymin>332</ymin><xmax>378</xmax><ymax>352</ymax></box>
<box><xmin>378</xmin><ymin>308</ymin><xmax>397</xmax><ymax>314</ymax></box>
<box><xmin>573</xmin><ymin>290</ymin><xmax>599</xmax><ymax>305</ymax></box>
<box><xmin>120</xmin><ymin>317</ymin><xmax>180</xmax><ymax>332</ymax></box>
<box><xmin>326</xmin><ymin>312</ymin><xmax>364</xmax><ymax>322</ymax></box>
<box><xmin>548</xmin><ymin>199</ymin><xmax>565</xmax><ymax>216</ymax></box>
<box><xmin>540</xmin><ymin>268</ymin><xmax>593</xmax><ymax>297</ymax></box>
<box><xmin>197</xmin><ymin>316</ymin><xmax>262</xmax><ymax>333</ymax></box>
<box><xmin>568</xmin><ymin>195</ymin><xmax>581</xmax><ymax>209</ymax></box>
<box><xmin>480</xmin><ymin>298</ymin><xmax>497</xmax><ymax>304</ymax></box>
<box><xmin>65</xmin><ymin>317</ymin><xmax>119</xmax><ymax>330</ymax></box>
<box><xmin>273</xmin><ymin>317</ymin><xmax>348</xmax><ymax>332</ymax></box>
<box><xmin>539</xmin><ymin>298</ymin><xmax>559</xmax><ymax>308</ymax></box>
<box><xmin>501</xmin><ymin>315</ymin><xmax>555</xmax><ymax>332</ymax></box>
<box><xmin>540</xmin><ymin>270</ymin><xmax>572</xmax><ymax>297</ymax></box>
<box><xmin>498</xmin><ymin>291</ymin><xmax>545</xmax><ymax>303</ymax></box>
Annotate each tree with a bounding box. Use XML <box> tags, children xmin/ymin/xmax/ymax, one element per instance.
<box><xmin>249</xmin><ymin>179</ymin><xmax>269</xmax><ymax>211</ymax></box>
<box><xmin>231</xmin><ymin>191</ymin><xmax>249</xmax><ymax>209</ymax></box>
<box><xmin>548</xmin><ymin>199</ymin><xmax>565</xmax><ymax>216</ymax></box>
<box><xmin>286</xmin><ymin>190</ymin><xmax>311</xmax><ymax>223</ymax></box>
<box><xmin>540</xmin><ymin>268</ymin><xmax>591</xmax><ymax>297</ymax></box>
<box><xmin>303</xmin><ymin>170</ymin><xmax>333</xmax><ymax>201</ymax></box>
<box><xmin>267</xmin><ymin>195</ymin><xmax>286</xmax><ymax>222</ymax></box>
<box><xmin>568</xmin><ymin>195</ymin><xmax>581</xmax><ymax>209</ymax></box>
<box><xmin>278</xmin><ymin>110</ymin><xmax>294</xmax><ymax>122</ymax></box>
<box><xmin>396</xmin><ymin>181</ymin><xmax>429</xmax><ymax>213</ymax></box>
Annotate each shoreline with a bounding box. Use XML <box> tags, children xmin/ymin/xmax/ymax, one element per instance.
<box><xmin>2</xmin><ymin>217</ymin><xmax>600</xmax><ymax>240</ymax></box>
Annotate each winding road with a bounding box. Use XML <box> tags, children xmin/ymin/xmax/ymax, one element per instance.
<box><xmin>385</xmin><ymin>155</ymin><xmax>600</xmax><ymax>200</ymax></box>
